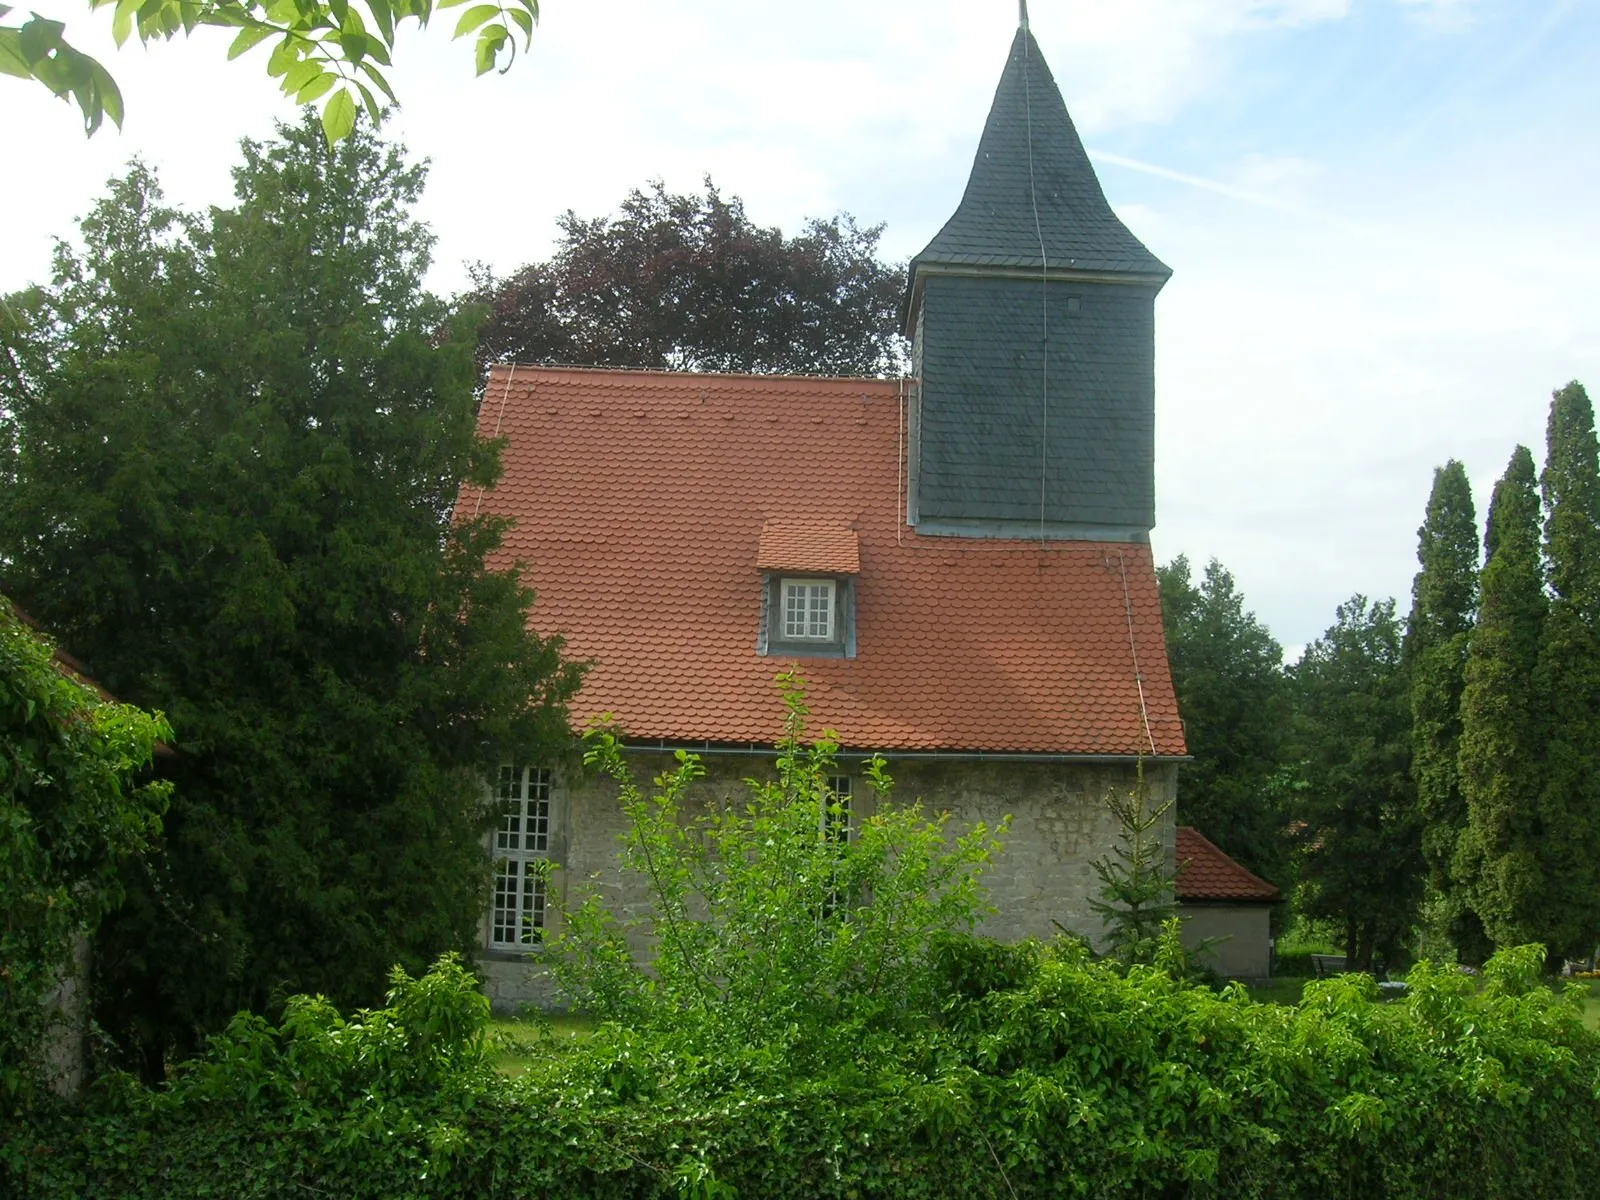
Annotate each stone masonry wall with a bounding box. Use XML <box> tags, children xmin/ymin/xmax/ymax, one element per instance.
<box><xmin>479</xmin><ymin>753</ymin><xmax>1178</xmax><ymax>1013</ymax></box>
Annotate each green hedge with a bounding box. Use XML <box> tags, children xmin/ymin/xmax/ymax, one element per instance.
<box><xmin>9</xmin><ymin>945</ymin><xmax>1600</xmax><ymax>1199</ymax></box>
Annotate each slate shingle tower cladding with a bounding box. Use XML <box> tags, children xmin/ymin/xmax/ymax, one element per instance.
<box><xmin>905</xmin><ymin>23</ymin><xmax>1170</xmax><ymax>540</ymax></box>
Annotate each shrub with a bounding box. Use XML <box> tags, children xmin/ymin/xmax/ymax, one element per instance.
<box><xmin>0</xmin><ymin>599</ymin><xmax>169</xmax><ymax>1109</ymax></box>
<box><xmin>12</xmin><ymin>672</ymin><xmax>1600</xmax><ymax>1197</ymax></box>
<box><xmin>549</xmin><ymin>672</ymin><xmax>1006</xmax><ymax>1068</ymax></box>
<box><xmin>10</xmin><ymin>941</ymin><xmax>1600</xmax><ymax>1198</ymax></box>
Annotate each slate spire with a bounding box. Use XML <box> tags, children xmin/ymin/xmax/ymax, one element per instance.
<box><xmin>911</xmin><ymin>27</ymin><xmax>1169</xmax><ymax>282</ymax></box>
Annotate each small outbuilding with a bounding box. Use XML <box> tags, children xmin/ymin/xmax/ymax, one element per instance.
<box><xmin>1176</xmin><ymin>826</ymin><xmax>1280</xmax><ymax>978</ymax></box>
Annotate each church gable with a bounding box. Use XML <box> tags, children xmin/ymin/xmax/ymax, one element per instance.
<box><xmin>468</xmin><ymin>11</ymin><xmax>1189</xmax><ymax>1006</ymax></box>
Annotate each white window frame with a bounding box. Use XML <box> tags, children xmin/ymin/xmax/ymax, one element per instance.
<box><xmin>782</xmin><ymin>577</ymin><xmax>836</xmax><ymax>641</ymax></box>
<box><xmin>490</xmin><ymin>764</ymin><xmax>551</xmax><ymax>949</ymax></box>
<box><xmin>824</xmin><ymin>774</ymin><xmax>853</xmax><ymax>843</ymax></box>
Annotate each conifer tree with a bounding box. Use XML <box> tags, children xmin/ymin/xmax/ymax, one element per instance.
<box><xmin>1403</xmin><ymin>460</ymin><xmax>1487</xmax><ymax>961</ymax></box>
<box><xmin>1457</xmin><ymin>447</ymin><xmax>1547</xmax><ymax>952</ymax></box>
<box><xmin>1533</xmin><ymin>382</ymin><xmax>1600</xmax><ymax>960</ymax></box>
<box><xmin>0</xmin><ymin>117</ymin><xmax>581</xmax><ymax>1074</ymax></box>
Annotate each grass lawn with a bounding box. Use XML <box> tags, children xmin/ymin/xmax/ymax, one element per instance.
<box><xmin>1244</xmin><ymin>977</ymin><xmax>1307</xmax><ymax>1006</ymax></box>
<box><xmin>1577</xmin><ymin>980</ymin><xmax>1600</xmax><ymax>1029</ymax></box>
<box><xmin>489</xmin><ymin>1013</ymin><xmax>597</xmax><ymax>1076</ymax></box>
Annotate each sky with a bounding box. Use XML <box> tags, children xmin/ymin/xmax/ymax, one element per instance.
<box><xmin>5</xmin><ymin>0</ymin><xmax>1598</xmax><ymax>654</ymax></box>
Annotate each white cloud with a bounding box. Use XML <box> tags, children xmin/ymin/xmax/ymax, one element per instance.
<box><xmin>1049</xmin><ymin>0</ymin><xmax>1350</xmax><ymax>131</ymax></box>
<box><xmin>1149</xmin><ymin>167</ymin><xmax>1599</xmax><ymax>645</ymax></box>
<box><xmin>3</xmin><ymin>0</ymin><xmax>1364</xmax><ymax>291</ymax></box>
<box><xmin>1396</xmin><ymin>0</ymin><xmax>1484</xmax><ymax>31</ymax></box>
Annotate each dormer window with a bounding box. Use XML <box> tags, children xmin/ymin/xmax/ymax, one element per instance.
<box><xmin>756</xmin><ymin>518</ymin><xmax>860</xmax><ymax>659</ymax></box>
<box><xmin>782</xmin><ymin>578</ymin><xmax>835</xmax><ymax>641</ymax></box>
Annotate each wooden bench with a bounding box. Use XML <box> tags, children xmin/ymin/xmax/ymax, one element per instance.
<box><xmin>1310</xmin><ymin>954</ymin><xmax>1348</xmax><ymax>978</ymax></box>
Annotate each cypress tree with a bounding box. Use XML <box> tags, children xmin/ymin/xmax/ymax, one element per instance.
<box><xmin>1534</xmin><ymin>382</ymin><xmax>1600</xmax><ymax>960</ymax></box>
<box><xmin>1403</xmin><ymin>460</ymin><xmax>1488</xmax><ymax>961</ymax></box>
<box><xmin>1457</xmin><ymin>447</ymin><xmax>1546</xmax><ymax>951</ymax></box>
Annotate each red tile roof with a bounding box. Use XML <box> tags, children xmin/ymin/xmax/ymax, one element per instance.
<box><xmin>6</xmin><ymin>599</ymin><xmax>175</xmax><ymax>757</ymax></box>
<box><xmin>1176</xmin><ymin>827</ymin><xmax>1279</xmax><ymax>903</ymax></box>
<box><xmin>465</xmin><ymin>365</ymin><xmax>1187</xmax><ymax>756</ymax></box>
<box><xmin>757</xmin><ymin>519</ymin><xmax>861</xmax><ymax>575</ymax></box>
<box><xmin>9</xmin><ymin>601</ymin><xmax>119</xmax><ymax>706</ymax></box>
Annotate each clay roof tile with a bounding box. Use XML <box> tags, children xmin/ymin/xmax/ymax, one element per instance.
<box><xmin>1176</xmin><ymin>827</ymin><xmax>1280</xmax><ymax>903</ymax></box>
<box><xmin>466</xmin><ymin>364</ymin><xmax>1188</xmax><ymax>756</ymax></box>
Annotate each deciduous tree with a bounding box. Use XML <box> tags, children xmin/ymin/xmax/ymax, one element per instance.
<box><xmin>1402</xmin><ymin>460</ymin><xmax>1487</xmax><ymax>961</ymax></box>
<box><xmin>1289</xmin><ymin>596</ymin><xmax>1420</xmax><ymax>973</ymax></box>
<box><xmin>1157</xmin><ymin>555</ymin><xmax>1289</xmax><ymax>884</ymax></box>
<box><xmin>467</xmin><ymin>178</ymin><xmax>908</xmax><ymax>379</ymax></box>
<box><xmin>0</xmin><ymin>115</ymin><xmax>579</xmax><ymax>1076</ymax></box>
<box><xmin>1</xmin><ymin>0</ymin><xmax>537</xmax><ymax>142</ymax></box>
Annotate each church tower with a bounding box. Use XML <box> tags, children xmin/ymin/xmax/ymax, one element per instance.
<box><xmin>905</xmin><ymin>11</ymin><xmax>1170</xmax><ymax>541</ymax></box>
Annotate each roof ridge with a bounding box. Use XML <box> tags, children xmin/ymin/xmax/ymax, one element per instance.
<box><xmin>487</xmin><ymin>362</ymin><xmax>903</xmax><ymax>387</ymax></box>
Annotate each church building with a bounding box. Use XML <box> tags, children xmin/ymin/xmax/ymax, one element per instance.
<box><xmin>463</xmin><ymin>13</ymin><xmax>1188</xmax><ymax>1008</ymax></box>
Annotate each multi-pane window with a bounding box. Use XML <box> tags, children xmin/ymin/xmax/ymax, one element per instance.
<box><xmin>490</xmin><ymin>765</ymin><xmax>550</xmax><ymax>949</ymax></box>
<box><xmin>783</xmin><ymin>578</ymin><xmax>835</xmax><ymax>640</ymax></box>
<box><xmin>821</xmin><ymin>775</ymin><xmax>854</xmax><ymax>918</ymax></box>
<box><xmin>824</xmin><ymin>774</ymin><xmax>852</xmax><ymax>843</ymax></box>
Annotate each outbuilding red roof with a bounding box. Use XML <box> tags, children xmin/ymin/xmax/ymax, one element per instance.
<box><xmin>1176</xmin><ymin>827</ymin><xmax>1280</xmax><ymax>903</ymax></box>
<box><xmin>464</xmin><ymin>365</ymin><xmax>1186</xmax><ymax>756</ymax></box>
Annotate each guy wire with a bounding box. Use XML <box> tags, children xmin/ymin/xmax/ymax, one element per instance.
<box><xmin>1022</xmin><ymin>26</ymin><xmax>1049</xmax><ymax>546</ymax></box>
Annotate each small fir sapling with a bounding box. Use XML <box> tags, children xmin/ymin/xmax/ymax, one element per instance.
<box><xmin>1089</xmin><ymin>761</ymin><xmax>1180</xmax><ymax>967</ymax></box>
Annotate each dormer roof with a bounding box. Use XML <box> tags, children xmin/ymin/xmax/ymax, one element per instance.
<box><xmin>911</xmin><ymin>28</ymin><xmax>1170</xmax><ymax>282</ymax></box>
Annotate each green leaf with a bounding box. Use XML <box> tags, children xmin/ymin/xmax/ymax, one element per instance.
<box><xmin>473</xmin><ymin>22</ymin><xmax>505</xmax><ymax>75</ymax></box>
<box><xmin>366</xmin><ymin>0</ymin><xmax>395</xmax><ymax>43</ymax></box>
<box><xmin>358</xmin><ymin>58</ymin><xmax>396</xmax><ymax>102</ymax></box>
<box><xmin>227</xmin><ymin>23</ymin><xmax>274</xmax><ymax>59</ymax></box>
<box><xmin>451</xmin><ymin>4</ymin><xmax>497</xmax><ymax>38</ymax></box>
<box><xmin>506</xmin><ymin>4</ymin><xmax>531</xmax><ymax>41</ymax></box>
<box><xmin>92</xmin><ymin>58</ymin><xmax>123</xmax><ymax>128</ymax></box>
<box><xmin>295</xmin><ymin>70</ymin><xmax>335</xmax><ymax>103</ymax></box>
<box><xmin>338</xmin><ymin>28</ymin><xmax>367</xmax><ymax>61</ymax></box>
<box><xmin>321</xmin><ymin>85</ymin><xmax>357</xmax><ymax>143</ymax></box>
<box><xmin>0</xmin><ymin>28</ymin><xmax>31</xmax><ymax>80</ymax></box>
<box><xmin>281</xmin><ymin>57</ymin><xmax>321</xmax><ymax>95</ymax></box>
<box><xmin>135</xmin><ymin>0</ymin><xmax>167</xmax><ymax>31</ymax></box>
<box><xmin>266</xmin><ymin>34</ymin><xmax>299</xmax><ymax>78</ymax></box>
<box><xmin>18</xmin><ymin>15</ymin><xmax>66</xmax><ymax>64</ymax></box>
<box><xmin>111</xmin><ymin>0</ymin><xmax>140</xmax><ymax>46</ymax></box>
<box><xmin>328</xmin><ymin>0</ymin><xmax>348</xmax><ymax>27</ymax></box>
<box><xmin>354</xmin><ymin>78</ymin><xmax>381</xmax><ymax>122</ymax></box>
